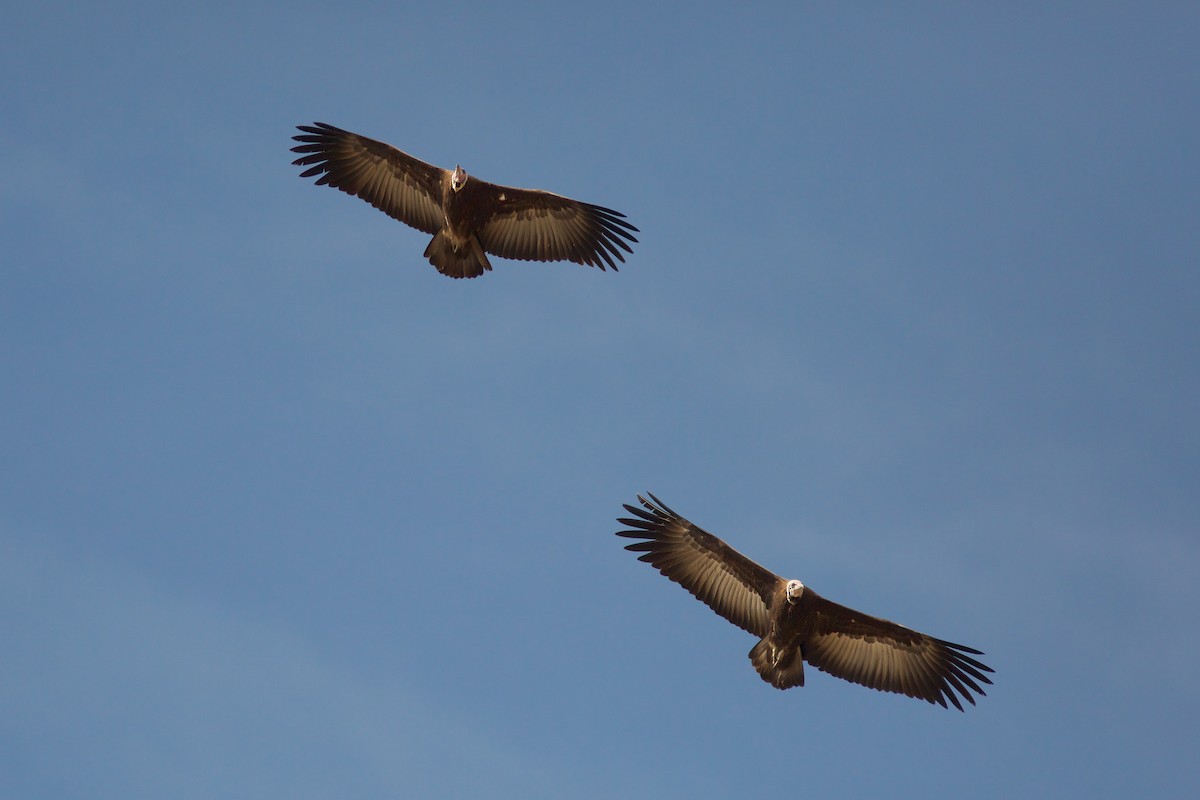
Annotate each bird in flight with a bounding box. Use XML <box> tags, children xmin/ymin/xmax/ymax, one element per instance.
<box><xmin>616</xmin><ymin>494</ymin><xmax>993</xmax><ymax>710</ymax></box>
<box><xmin>291</xmin><ymin>123</ymin><xmax>638</xmax><ymax>279</ymax></box>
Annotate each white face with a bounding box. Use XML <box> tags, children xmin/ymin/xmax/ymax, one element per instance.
<box><xmin>451</xmin><ymin>166</ymin><xmax>468</xmax><ymax>192</ymax></box>
<box><xmin>785</xmin><ymin>579</ymin><xmax>805</xmax><ymax>603</ymax></box>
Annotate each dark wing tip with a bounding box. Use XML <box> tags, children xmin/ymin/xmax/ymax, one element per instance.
<box><xmin>616</xmin><ymin>499</ymin><xmax>657</xmax><ymax>536</ymax></box>
<box><xmin>587</xmin><ymin>203</ymin><xmax>640</xmax><ymax>233</ymax></box>
<box><xmin>615</xmin><ymin>493</ymin><xmax>688</xmax><ymax>550</ymax></box>
<box><xmin>293</xmin><ymin>121</ymin><xmax>340</xmax><ymax>136</ymax></box>
<box><xmin>291</xmin><ymin>122</ymin><xmax>341</xmax><ymax>149</ymax></box>
<box><xmin>639</xmin><ymin>491</ymin><xmax>673</xmax><ymax>515</ymax></box>
<box><xmin>941</xmin><ymin>640</ymin><xmax>995</xmax><ymax>678</ymax></box>
<box><xmin>936</xmin><ymin>639</ymin><xmax>995</xmax><ymax>710</ymax></box>
<box><xmin>578</xmin><ymin>203</ymin><xmax>639</xmax><ymax>270</ymax></box>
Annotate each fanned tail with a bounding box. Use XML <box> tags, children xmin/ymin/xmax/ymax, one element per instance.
<box><xmin>423</xmin><ymin>231</ymin><xmax>492</xmax><ymax>279</ymax></box>
<box><xmin>749</xmin><ymin>638</ymin><xmax>806</xmax><ymax>690</ymax></box>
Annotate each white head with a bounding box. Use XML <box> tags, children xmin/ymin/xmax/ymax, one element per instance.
<box><xmin>451</xmin><ymin>165</ymin><xmax>468</xmax><ymax>192</ymax></box>
<box><xmin>785</xmin><ymin>579</ymin><xmax>805</xmax><ymax>604</ymax></box>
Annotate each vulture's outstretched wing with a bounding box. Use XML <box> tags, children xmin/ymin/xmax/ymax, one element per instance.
<box><xmin>291</xmin><ymin>122</ymin><xmax>445</xmax><ymax>235</ymax></box>
<box><xmin>616</xmin><ymin>494</ymin><xmax>777</xmax><ymax>637</ymax></box>
<box><xmin>473</xmin><ymin>183</ymin><xmax>639</xmax><ymax>270</ymax></box>
<box><xmin>799</xmin><ymin>591</ymin><xmax>994</xmax><ymax>710</ymax></box>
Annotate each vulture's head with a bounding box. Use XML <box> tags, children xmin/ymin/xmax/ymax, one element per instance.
<box><xmin>785</xmin><ymin>579</ymin><xmax>805</xmax><ymax>604</ymax></box>
<box><xmin>451</xmin><ymin>165</ymin><xmax>468</xmax><ymax>192</ymax></box>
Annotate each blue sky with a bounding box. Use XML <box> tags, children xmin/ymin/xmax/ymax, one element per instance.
<box><xmin>3</xmin><ymin>2</ymin><xmax>1198</xmax><ymax>797</ymax></box>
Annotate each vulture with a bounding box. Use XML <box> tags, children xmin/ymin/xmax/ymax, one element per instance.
<box><xmin>616</xmin><ymin>494</ymin><xmax>993</xmax><ymax>710</ymax></box>
<box><xmin>291</xmin><ymin>122</ymin><xmax>638</xmax><ymax>279</ymax></box>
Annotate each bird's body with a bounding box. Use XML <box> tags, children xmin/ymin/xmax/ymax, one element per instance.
<box><xmin>291</xmin><ymin>123</ymin><xmax>638</xmax><ymax>278</ymax></box>
<box><xmin>423</xmin><ymin>167</ymin><xmax>493</xmax><ymax>277</ymax></box>
<box><xmin>616</xmin><ymin>494</ymin><xmax>993</xmax><ymax>709</ymax></box>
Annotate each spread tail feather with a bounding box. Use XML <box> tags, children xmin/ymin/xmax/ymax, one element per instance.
<box><xmin>423</xmin><ymin>231</ymin><xmax>492</xmax><ymax>279</ymax></box>
<box><xmin>749</xmin><ymin>638</ymin><xmax>806</xmax><ymax>690</ymax></box>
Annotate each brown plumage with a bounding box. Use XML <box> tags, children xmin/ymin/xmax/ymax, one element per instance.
<box><xmin>291</xmin><ymin>122</ymin><xmax>638</xmax><ymax>279</ymax></box>
<box><xmin>616</xmin><ymin>493</ymin><xmax>993</xmax><ymax>710</ymax></box>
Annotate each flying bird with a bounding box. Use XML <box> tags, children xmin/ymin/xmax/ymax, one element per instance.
<box><xmin>616</xmin><ymin>494</ymin><xmax>993</xmax><ymax>710</ymax></box>
<box><xmin>291</xmin><ymin>122</ymin><xmax>638</xmax><ymax>279</ymax></box>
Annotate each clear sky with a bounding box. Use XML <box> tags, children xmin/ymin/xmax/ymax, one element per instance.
<box><xmin>3</xmin><ymin>2</ymin><xmax>1198</xmax><ymax>797</ymax></box>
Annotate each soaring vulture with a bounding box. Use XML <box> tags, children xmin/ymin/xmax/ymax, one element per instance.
<box><xmin>291</xmin><ymin>122</ymin><xmax>638</xmax><ymax>279</ymax></box>
<box><xmin>616</xmin><ymin>494</ymin><xmax>993</xmax><ymax>710</ymax></box>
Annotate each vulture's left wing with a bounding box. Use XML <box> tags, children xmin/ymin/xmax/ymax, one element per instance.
<box><xmin>474</xmin><ymin>183</ymin><xmax>638</xmax><ymax>270</ymax></box>
<box><xmin>617</xmin><ymin>494</ymin><xmax>777</xmax><ymax>638</ymax></box>
<box><xmin>291</xmin><ymin>123</ymin><xmax>445</xmax><ymax>235</ymax></box>
<box><xmin>800</xmin><ymin>591</ymin><xmax>993</xmax><ymax>710</ymax></box>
